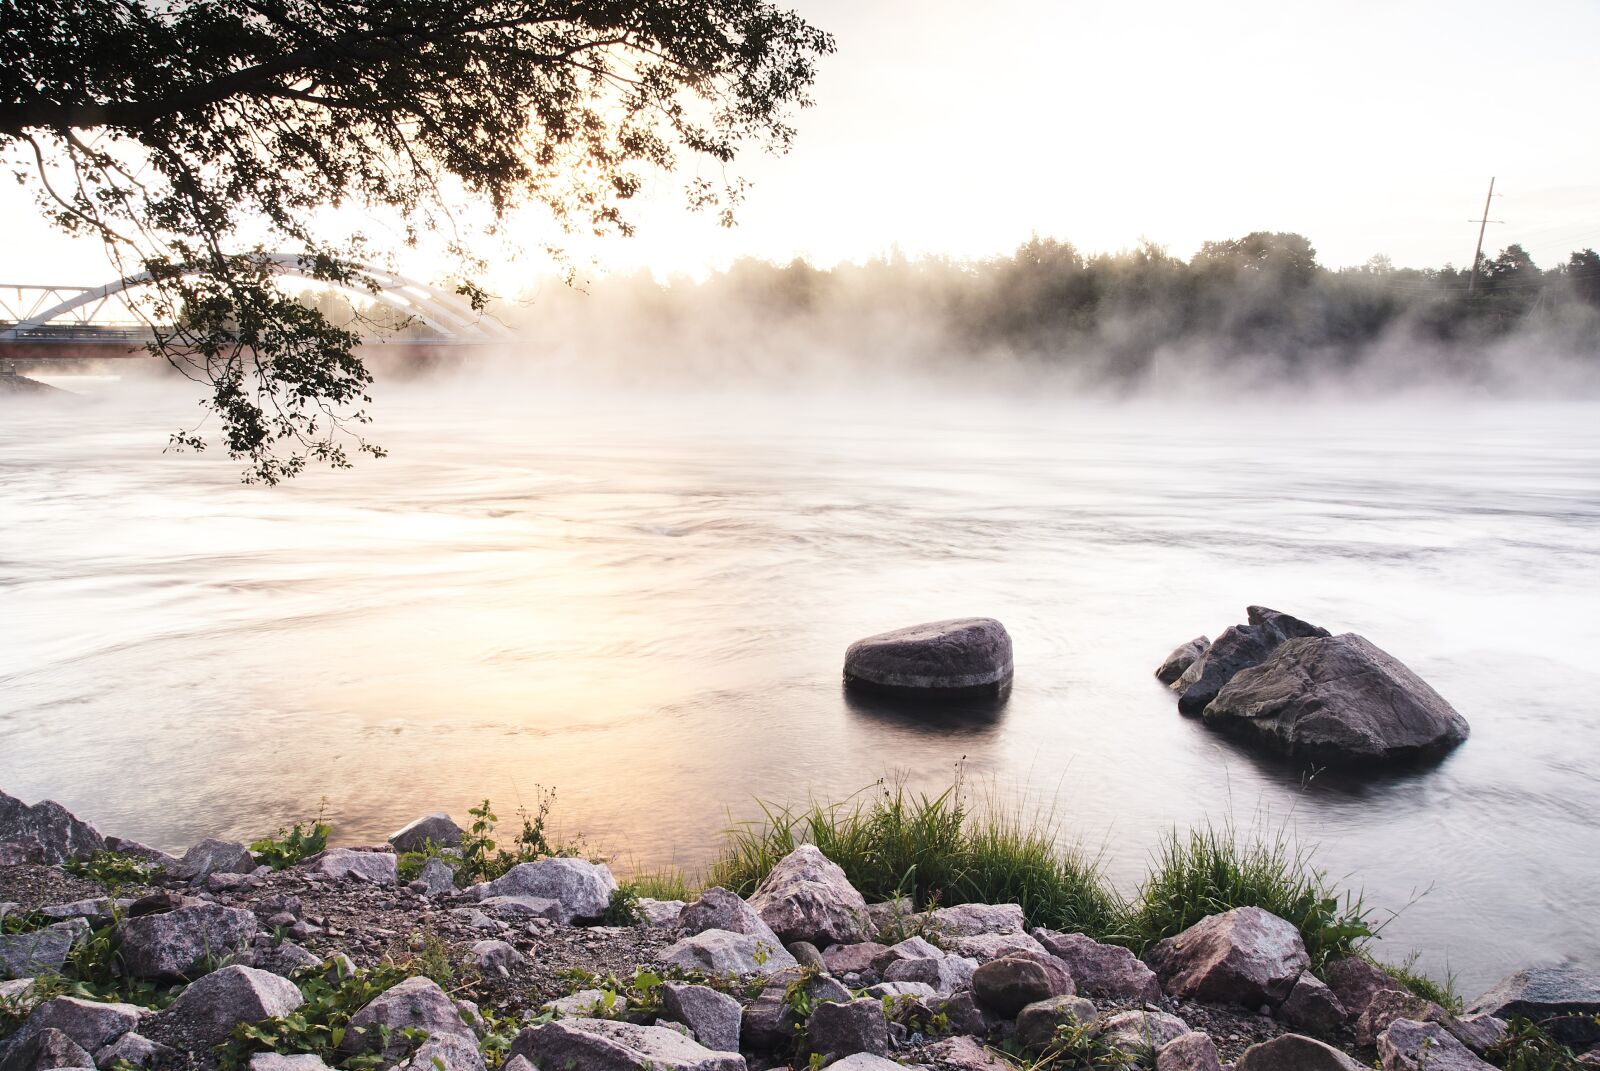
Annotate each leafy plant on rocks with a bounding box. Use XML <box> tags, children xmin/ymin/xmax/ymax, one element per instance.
<box><xmin>1013</xmin><ymin>1020</ymin><xmax>1135</xmax><ymax>1070</ymax></box>
<box><xmin>1370</xmin><ymin>951</ymin><xmax>1462</xmax><ymax>1013</ymax></box>
<box><xmin>395</xmin><ymin>838</ymin><xmax>459</xmax><ymax>885</ymax></box>
<box><xmin>557</xmin><ymin>966</ymin><xmax>671</xmax><ymax>1016</ymax></box>
<box><xmin>601</xmin><ymin>884</ymin><xmax>644</xmax><ymax>926</ymax></box>
<box><xmin>251</xmin><ymin>803</ymin><xmax>333</xmax><ymax>871</ymax></box>
<box><xmin>217</xmin><ymin>959</ymin><xmax>416</xmax><ymax>1070</ymax></box>
<box><xmin>63</xmin><ymin>850</ymin><xmax>162</xmax><ymax>889</ymax></box>
<box><xmin>478</xmin><ymin>1004</ymin><xmax>551</xmax><ymax>1069</ymax></box>
<box><xmin>0</xmin><ymin>908</ymin><xmax>53</xmax><ymax>935</ymax></box>
<box><xmin>1485</xmin><ymin>1017</ymin><xmax>1591</xmax><ymax>1071</ymax></box>
<box><xmin>457</xmin><ymin>789</ymin><xmax>585</xmax><ymax>885</ymax></box>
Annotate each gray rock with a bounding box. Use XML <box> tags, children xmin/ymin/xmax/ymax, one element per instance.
<box><xmin>928</xmin><ymin>903</ymin><xmax>1025</xmax><ymax>939</ymax></box>
<box><xmin>1448</xmin><ymin>1013</ymin><xmax>1509</xmax><ymax>1054</ymax></box>
<box><xmin>0</xmin><ymin>1027</ymin><xmax>94</xmax><ymax>1071</ymax></box>
<box><xmin>637</xmin><ymin>898</ymin><xmax>686</xmax><ymax>926</ymax></box>
<box><xmin>467</xmin><ymin>858</ymin><xmax>618</xmax><ymax>924</ymax></box>
<box><xmin>1157</xmin><ymin>1031</ymin><xmax>1223</xmax><ymax>1071</ymax></box>
<box><xmin>1280</xmin><ymin>972</ymin><xmax>1349</xmax><ymax>1032</ymax></box>
<box><xmin>415</xmin><ymin>858</ymin><xmax>458</xmax><ymax>896</ymax></box>
<box><xmin>0</xmin><ymin>843</ymin><xmax>44</xmax><ymax>867</ymax></box>
<box><xmin>1014</xmin><ymin>994</ymin><xmax>1098</xmax><ymax>1051</ymax></box>
<box><xmin>807</xmin><ymin>998</ymin><xmax>889</xmax><ymax>1061</ymax></box>
<box><xmin>1173</xmin><ymin>607</ymin><xmax>1329</xmax><ymax>715</ymax></box>
<box><xmin>1356</xmin><ymin>988</ymin><xmax>1448</xmax><ymax>1048</ymax></box>
<box><xmin>864</xmin><ymin>981</ymin><xmax>938</xmax><ymax>1000</ymax></box>
<box><xmin>946</xmin><ymin>931</ymin><xmax>1047</xmax><ymax>963</ymax></box>
<box><xmin>872</xmin><ymin>936</ymin><xmax>943</xmax><ymax>972</ymax></box>
<box><xmin>826</xmin><ymin>1056</ymin><xmax>904</xmax><ymax>1070</ymax></box>
<box><xmin>884</xmin><ymin>953</ymin><xmax>978</xmax><ymax>996</ymax></box>
<box><xmin>748</xmin><ymin>845</ymin><xmax>870</xmax><ymax>946</ymax></box>
<box><xmin>239</xmin><ymin>939</ymin><xmax>322</xmax><ymax>978</ymax></box>
<box><xmin>1156</xmin><ymin>637</ymin><xmax>1211</xmax><ymax>686</ymax></box>
<box><xmin>863</xmin><ymin>898</ymin><xmax>915</xmax><ymax>942</ymax></box>
<box><xmin>678</xmin><ymin>888</ymin><xmax>784</xmax><ymax>947</ymax></box>
<box><xmin>971</xmin><ymin>951</ymin><xmax>1075</xmax><ymax>1016</ymax></box>
<box><xmin>1204</xmin><ymin>633</ymin><xmax>1471</xmax><ymax>764</ymax></box>
<box><xmin>739</xmin><ymin>968</ymin><xmax>850</xmax><ymax>1050</ymax></box>
<box><xmin>468</xmin><ymin>939</ymin><xmax>526</xmax><ymax>976</ymax></box>
<box><xmin>392</xmin><ymin>1034</ymin><xmax>486</xmax><ymax>1071</ymax></box>
<box><xmin>845</xmin><ymin>617</ymin><xmax>1014</xmax><ymax>697</ymax></box>
<box><xmin>938</xmin><ymin>992</ymin><xmax>994</xmax><ymax>1038</ymax></box>
<box><xmin>4</xmin><ymin>996</ymin><xmax>143</xmax><ymax>1055</ymax></box>
<box><xmin>247</xmin><ymin>1055</ymin><xmax>334</xmax><ymax>1071</ymax></box>
<box><xmin>479</xmin><ymin>896</ymin><xmax>563</xmax><ymax>921</ymax></box>
<box><xmin>1378</xmin><ymin>1018</ymin><xmax>1496</xmax><ymax>1071</ymax></box>
<box><xmin>661</xmin><ymin>982</ymin><xmax>742</xmax><ymax>1053</ymax></box>
<box><xmin>173</xmin><ymin>839</ymin><xmax>255</xmax><ymax>882</ymax></box>
<box><xmin>155</xmin><ymin>965</ymin><xmax>303</xmax><ymax>1049</ymax></box>
<box><xmin>388</xmin><ymin>813</ymin><xmax>464</xmax><ymax>854</ymax></box>
<box><xmin>339</xmin><ymin>976</ymin><xmax>477</xmax><ymax>1061</ymax></box>
<box><xmin>544</xmin><ymin>989</ymin><xmax>626</xmax><ymax>1018</ymax></box>
<box><xmin>510</xmin><ymin>1018</ymin><xmax>747</xmax><ymax>1071</ymax></box>
<box><xmin>1233</xmin><ymin>1032</ymin><xmax>1364</xmax><ymax>1071</ymax></box>
<box><xmin>295</xmin><ymin>849</ymin><xmax>397</xmax><ymax>885</ymax></box>
<box><xmin>823</xmin><ymin>942</ymin><xmax>890</xmax><ymax>976</ymax></box>
<box><xmin>1466</xmin><ymin>964</ymin><xmax>1600</xmax><ymax>1048</ymax></box>
<box><xmin>117</xmin><ymin>904</ymin><xmax>257</xmax><ymax>981</ymax></box>
<box><xmin>36</xmin><ymin>900</ymin><xmax>122</xmax><ymax>927</ymax></box>
<box><xmin>0</xmin><ymin>978</ymin><xmax>39</xmax><ymax>1011</ymax></box>
<box><xmin>1094</xmin><ymin>1009</ymin><xmax>1192</xmax><ymax>1056</ymax></box>
<box><xmin>658</xmin><ymin>928</ymin><xmax>798</xmax><ymax>977</ymax></box>
<box><xmin>1324</xmin><ymin>957</ymin><xmax>1401</xmax><ymax>1020</ymax></box>
<box><xmin>920</xmin><ymin>1034</ymin><xmax>1014</xmax><ymax>1069</ymax></box>
<box><xmin>787</xmin><ymin>940</ymin><xmax>826</xmax><ymax>970</ymax></box>
<box><xmin>0</xmin><ymin>920</ymin><xmax>89</xmax><ymax>978</ymax></box>
<box><xmin>0</xmin><ymin>792</ymin><xmax>105</xmax><ymax>864</ymax></box>
<box><xmin>1145</xmin><ymin>906</ymin><xmax>1310</xmax><ymax>1007</ymax></box>
<box><xmin>101</xmin><ymin>838</ymin><xmax>181</xmax><ymax>872</ymax></box>
<box><xmin>94</xmin><ymin>1032</ymin><xmax>174</xmax><ymax>1069</ymax></box>
<box><xmin>1032</xmin><ymin>929</ymin><xmax>1162</xmax><ymax>1002</ymax></box>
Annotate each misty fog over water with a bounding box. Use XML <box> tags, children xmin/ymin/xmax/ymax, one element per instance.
<box><xmin>2</xmin><ymin>376</ymin><xmax>1598</xmax><ymax>992</ymax></box>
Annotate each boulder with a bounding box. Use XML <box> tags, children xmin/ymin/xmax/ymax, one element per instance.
<box><xmin>238</xmin><ymin>939</ymin><xmax>322</xmax><ymax>978</ymax></box>
<box><xmin>1032</xmin><ymin>929</ymin><xmax>1162</xmax><ymax>1002</ymax></box>
<box><xmin>786</xmin><ymin>940</ymin><xmax>826</xmax><ymax>970</ymax></box>
<box><xmin>1204</xmin><ymin>633</ymin><xmax>1471</xmax><ymax>764</ymax></box>
<box><xmin>1157</xmin><ymin>1032</ymin><xmax>1223</xmax><ymax>1071</ymax></box>
<box><xmin>0</xmin><ymin>920</ymin><xmax>89</xmax><ymax>978</ymax></box>
<box><xmin>1014</xmin><ymin>995</ymin><xmax>1098</xmax><ymax>1051</ymax></box>
<box><xmin>3</xmin><ymin>996</ymin><xmax>143</xmax><ymax>1055</ymax></box>
<box><xmin>863</xmin><ymin>899</ymin><xmax>915</xmax><ymax>942</ymax></box>
<box><xmin>884</xmin><ymin>953</ymin><xmax>978</xmax><ymax>996</ymax></box>
<box><xmin>467</xmin><ymin>858</ymin><xmax>618</xmax><ymax>924</ymax></box>
<box><xmin>0</xmin><ymin>843</ymin><xmax>44</xmax><ymax>867</ymax></box>
<box><xmin>0</xmin><ymin>978</ymin><xmax>39</xmax><ymax>1011</ymax></box>
<box><xmin>1356</xmin><ymin>988</ymin><xmax>1447</xmax><ymax>1048</ymax></box>
<box><xmin>1094</xmin><ymin>1009</ymin><xmax>1192</xmax><ymax>1057</ymax></box>
<box><xmin>1378</xmin><ymin>1018</ymin><xmax>1496</xmax><ymax>1071</ymax></box>
<box><xmin>511</xmin><ymin>1018</ymin><xmax>747</xmax><ymax>1071</ymax></box>
<box><xmin>117</xmin><ymin>904</ymin><xmax>257</xmax><ymax>981</ymax></box>
<box><xmin>740</xmin><ymin>969</ymin><xmax>850</xmax><ymax>1050</ymax></box>
<box><xmin>1448</xmin><ymin>1013</ymin><xmax>1509</xmax><ymax>1054</ymax></box>
<box><xmin>971</xmin><ymin>951</ymin><xmax>1075</xmax><ymax>1016</ymax></box>
<box><xmin>945</xmin><ymin>931</ymin><xmax>1048</xmax><ymax>963</ymax></box>
<box><xmin>94</xmin><ymin>1032</ymin><xmax>175</xmax><ymax>1069</ymax></box>
<box><xmin>296</xmin><ymin>849</ymin><xmax>397</xmax><ymax>885</ymax></box>
<box><xmin>826</xmin><ymin>1057</ymin><xmax>904</xmax><ymax>1070</ymax></box>
<box><xmin>661</xmin><ymin>982</ymin><xmax>742</xmax><ymax>1052</ymax></box>
<box><xmin>468</xmin><ymin>939</ymin><xmax>526</xmax><ymax>976</ymax></box>
<box><xmin>1156</xmin><ymin>636</ymin><xmax>1211</xmax><ymax>686</ymax></box>
<box><xmin>658</xmin><ymin>928</ymin><xmax>798</xmax><ymax>977</ymax></box>
<box><xmin>864</xmin><ymin>981</ymin><xmax>937</xmax><ymax>1000</ymax></box>
<box><xmin>1279</xmin><ymin>972</ymin><xmax>1349</xmax><ymax>1032</ymax></box>
<box><xmin>807</xmin><ymin>998</ymin><xmax>889</xmax><ymax>1062</ymax></box>
<box><xmin>479</xmin><ymin>895</ymin><xmax>563</xmax><ymax>921</ymax></box>
<box><xmin>0</xmin><ymin>1027</ymin><xmax>94</xmax><ymax>1071</ymax></box>
<box><xmin>1234</xmin><ymin>1032</ymin><xmax>1364</xmax><ymax>1071</ymax></box>
<box><xmin>823</xmin><ymin>942</ymin><xmax>890</xmax><ymax>976</ymax></box>
<box><xmin>339</xmin><ymin>976</ymin><xmax>476</xmax><ymax>1061</ymax></box>
<box><xmin>154</xmin><ymin>965</ymin><xmax>303</xmax><ymax>1049</ymax></box>
<box><xmin>1172</xmin><ymin>607</ymin><xmax>1329</xmax><ymax>715</ymax></box>
<box><xmin>872</xmin><ymin>936</ymin><xmax>943</xmax><ymax>972</ymax></box>
<box><xmin>747</xmin><ymin>846</ymin><xmax>870</xmax><ymax>946</ymax></box>
<box><xmin>1324</xmin><ymin>956</ymin><xmax>1401</xmax><ymax>1020</ymax></box>
<box><xmin>414</xmin><ymin>858</ymin><xmax>458</xmax><ymax>896</ymax></box>
<box><xmin>391</xmin><ymin>1034</ymin><xmax>486</xmax><ymax>1071</ymax></box>
<box><xmin>1145</xmin><ymin>906</ymin><xmax>1310</xmax><ymax>1007</ymax></box>
<box><xmin>0</xmin><ymin>792</ymin><xmax>105</xmax><ymax>864</ymax></box>
<box><xmin>843</xmin><ymin>618</ymin><xmax>1014</xmax><ymax>698</ymax></box>
<box><xmin>173</xmin><ymin>839</ymin><xmax>255</xmax><ymax>882</ymax></box>
<box><xmin>387</xmin><ymin>813</ymin><xmax>464</xmax><ymax>853</ymax></box>
<box><xmin>928</xmin><ymin>903</ymin><xmax>1025</xmax><ymax>938</ymax></box>
<box><xmin>1466</xmin><ymin>964</ymin><xmax>1600</xmax><ymax>1048</ymax></box>
<box><xmin>677</xmin><ymin>887</ymin><xmax>784</xmax><ymax>947</ymax></box>
<box><xmin>637</xmin><ymin>898</ymin><xmax>686</xmax><ymax>927</ymax></box>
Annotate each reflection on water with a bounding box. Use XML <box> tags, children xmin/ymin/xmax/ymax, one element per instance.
<box><xmin>1</xmin><ymin>378</ymin><xmax>1598</xmax><ymax>992</ymax></box>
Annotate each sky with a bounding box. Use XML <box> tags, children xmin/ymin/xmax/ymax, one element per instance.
<box><xmin>4</xmin><ymin>0</ymin><xmax>1599</xmax><ymax>292</ymax></box>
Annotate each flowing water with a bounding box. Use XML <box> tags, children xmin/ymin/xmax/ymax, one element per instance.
<box><xmin>2</xmin><ymin>373</ymin><xmax>1597</xmax><ymax>993</ymax></box>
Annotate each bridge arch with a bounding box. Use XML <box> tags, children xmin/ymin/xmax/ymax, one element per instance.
<box><xmin>2</xmin><ymin>254</ymin><xmax>514</xmax><ymax>342</ymax></box>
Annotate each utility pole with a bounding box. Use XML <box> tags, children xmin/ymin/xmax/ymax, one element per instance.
<box><xmin>1466</xmin><ymin>177</ymin><xmax>1501</xmax><ymax>293</ymax></box>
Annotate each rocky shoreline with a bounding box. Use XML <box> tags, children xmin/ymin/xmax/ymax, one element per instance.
<box><xmin>3</xmin><ymin>790</ymin><xmax>1598</xmax><ymax>1071</ymax></box>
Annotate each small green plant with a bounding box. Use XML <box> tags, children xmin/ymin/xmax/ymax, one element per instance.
<box><xmin>251</xmin><ymin>803</ymin><xmax>333</xmax><ymax>871</ymax></box>
<box><xmin>0</xmin><ymin>909</ymin><xmax>52</xmax><ymax>935</ymax></box>
<box><xmin>397</xmin><ymin>934</ymin><xmax>459</xmax><ymax>990</ymax></box>
<box><xmin>395</xmin><ymin>839</ymin><xmax>459</xmax><ymax>885</ymax></box>
<box><xmin>456</xmin><ymin>789</ymin><xmax>583</xmax><ymax>885</ymax></box>
<box><xmin>217</xmin><ymin>959</ymin><xmax>415</xmax><ymax>1070</ymax></box>
<box><xmin>1017</xmin><ymin>1020</ymin><xmax>1134</xmax><ymax>1069</ymax></box>
<box><xmin>602</xmin><ymin>885</ymin><xmax>643</xmax><ymax>926</ymax></box>
<box><xmin>1371</xmin><ymin>952</ymin><xmax>1462</xmax><ymax>1014</ymax></box>
<box><xmin>624</xmin><ymin>866</ymin><xmax>695</xmax><ymax>902</ymax></box>
<box><xmin>63</xmin><ymin>851</ymin><xmax>162</xmax><ymax>889</ymax></box>
<box><xmin>557</xmin><ymin>966</ymin><xmax>670</xmax><ymax>1016</ymax></box>
<box><xmin>1485</xmin><ymin>1016</ymin><xmax>1588</xmax><ymax>1071</ymax></box>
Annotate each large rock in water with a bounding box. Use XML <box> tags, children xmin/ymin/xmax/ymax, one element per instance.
<box><xmin>747</xmin><ymin>845</ymin><xmax>870</xmax><ymax>946</ymax></box>
<box><xmin>1466</xmin><ymin>964</ymin><xmax>1600</xmax><ymax>1049</ymax></box>
<box><xmin>1145</xmin><ymin>907</ymin><xmax>1310</xmax><ymax>1007</ymax></box>
<box><xmin>1156</xmin><ymin>637</ymin><xmax>1210</xmax><ymax>686</ymax></box>
<box><xmin>843</xmin><ymin>618</ymin><xmax>1013</xmax><ymax>698</ymax></box>
<box><xmin>1204</xmin><ymin>633</ymin><xmax>1470</xmax><ymax>764</ymax></box>
<box><xmin>1171</xmin><ymin>606</ymin><xmax>1329</xmax><ymax>715</ymax></box>
<box><xmin>0</xmin><ymin>792</ymin><xmax>105</xmax><ymax>863</ymax></box>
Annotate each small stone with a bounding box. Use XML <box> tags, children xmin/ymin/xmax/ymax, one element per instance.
<box><xmin>1356</xmin><ymin>988</ymin><xmax>1447</xmax><ymax>1048</ymax></box>
<box><xmin>467</xmin><ymin>858</ymin><xmax>619</xmax><ymax>924</ymax></box>
<box><xmin>1280</xmin><ymin>972</ymin><xmax>1349</xmax><ymax>1032</ymax></box>
<box><xmin>1466</xmin><ymin>964</ymin><xmax>1600</xmax><ymax>1049</ymax></box>
<box><xmin>0</xmin><ymin>1026</ymin><xmax>95</xmax><ymax>1070</ymax></box>
<box><xmin>1094</xmin><ymin>1009</ymin><xmax>1192</xmax><ymax>1057</ymax></box>
<box><xmin>388</xmin><ymin>813</ymin><xmax>464</xmax><ymax>853</ymax></box>
<box><xmin>247</xmin><ymin>1056</ymin><xmax>334</xmax><ymax>1071</ymax></box>
<box><xmin>1032</xmin><ymin>929</ymin><xmax>1163</xmax><ymax>1002</ymax></box>
<box><xmin>884</xmin><ymin>953</ymin><xmax>977</xmax><ymax>996</ymax></box>
<box><xmin>677</xmin><ymin>887</ymin><xmax>782</xmax><ymax>945</ymax></box>
<box><xmin>416</xmin><ymin>858</ymin><xmax>458</xmax><ymax>896</ymax></box>
<box><xmin>747</xmin><ymin>845</ymin><xmax>870</xmax><ymax>946</ymax></box>
<box><xmin>469</xmin><ymin>939</ymin><xmax>526</xmax><ymax>976</ymax></box>
<box><xmin>636</xmin><ymin>898</ymin><xmax>686</xmax><ymax>926</ymax></box>
<box><xmin>392</xmin><ymin>1034</ymin><xmax>487</xmax><ymax>1071</ymax></box>
<box><xmin>871</xmin><ymin>936</ymin><xmax>943</xmax><ymax>972</ymax></box>
<box><xmin>824</xmin><ymin>942</ymin><xmax>890</xmax><ymax>976</ymax></box>
<box><xmin>658</xmin><ymin>928</ymin><xmax>798</xmax><ymax>977</ymax></box>
<box><xmin>295</xmin><ymin>849</ymin><xmax>398</xmax><ymax>885</ymax></box>
<box><xmin>1323</xmin><ymin>957</ymin><xmax>1400</xmax><ymax>1020</ymax></box>
<box><xmin>479</xmin><ymin>895</ymin><xmax>563</xmax><ymax>920</ymax></box>
<box><xmin>94</xmin><ymin>1032</ymin><xmax>175</xmax><ymax>1069</ymax></box>
<box><xmin>509</xmin><ymin>1018</ymin><xmax>746</xmax><ymax>1071</ymax></box>
<box><xmin>173</xmin><ymin>839</ymin><xmax>254</xmax><ymax>882</ymax></box>
<box><xmin>0</xmin><ymin>919</ymin><xmax>89</xmax><ymax>977</ymax></box>
<box><xmin>971</xmin><ymin>951</ymin><xmax>1075</xmax><ymax>1016</ymax></box>
<box><xmin>4</xmin><ymin>996</ymin><xmax>143</xmax><ymax>1055</ymax></box>
<box><xmin>0</xmin><ymin>791</ymin><xmax>105</xmax><ymax>864</ymax></box>
<box><xmin>920</xmin><ymin>1034</ymin><xmax>1014</xmax><ymax>1070</ymax></box>
<box><xmin>1448</xmin><ymin>1013</ymin><xmax>1508</xmax><ymax>1054</ymax></box>
<box><xmin>1156</xmin><ymin>636</ymin><xmax>1211</xmax><ymax>686</ymax></box>
<box><xmin>545</xmin><ymin>989</ymin><xmax>627</xmax><ymax>1018</ymax></box>
<box><xmin>661</xmin><ymin>982</ymin><xmax>742</xmax><ymax>1053</ymax></box>
<box><xmin>826</xmin><ymin>1056</ymin><xmax>904</xmax><ymax>1070</ymax></box>
<box><xmin>945</xmin><ymin>931</ymin><xmax>1048</xmax><ymax>963</ymax></box>
<box><xmin>339</xmin><ymin>976</ymin><xmax>477</xmax><ymax>1061</ymax></box>
<box><xmin>928</xmin><ymin>903</ymin><xmax>1026</xmax><ymax>938</ymax></box>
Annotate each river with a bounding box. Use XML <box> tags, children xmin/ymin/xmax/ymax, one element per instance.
<box><xmin>2</xmin><ymin>373</ymin><xmax>1597</xmax><ymax>994</ymax></box>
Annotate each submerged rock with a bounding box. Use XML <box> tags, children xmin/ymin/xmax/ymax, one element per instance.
<box><xmin>1205</xmin><ymin>633</ymin><xmax>1470</xmax><ymax>764</ymax></box>
<box><xmin>844</xmin><ymin>618</ymin><xmax>1014</xmax><ymax>698</ymax></box>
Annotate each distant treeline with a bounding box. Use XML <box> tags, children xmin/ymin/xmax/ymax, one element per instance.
<box><xmin>506</xmin><ymin>233</ymin><xmax>1600</xmax><ymax>385</ymax></box>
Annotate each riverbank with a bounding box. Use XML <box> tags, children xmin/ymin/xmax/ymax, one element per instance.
<box><xmin>3</xmin><ymin>789</ymin><xmax>1597</xmax><ymax>1071</ymax></box>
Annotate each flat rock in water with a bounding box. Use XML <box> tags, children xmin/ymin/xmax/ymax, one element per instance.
<box><xmin>0</xmin><ymin>792</ymin><xmax>104</xmax><ymax>864</ymax></box>
<box><xmin>843</xmin><ymin>618</ymin><xmax>1013</xmax><ymax>698</ymax></box>
<box><xmin>1172</xmin><ymin>606</ymin><xmax>1329</xmax><ymax>715</ymax></box>
<box><xmin>1466</xmin><ymin>964</ymin><xmax>1600</xmax><ymax>1048</ymax></box>
<box><xmin>1204</xmin><ymin>633</ymin><xmax>1470</xmax><ymax>764</ymax></box>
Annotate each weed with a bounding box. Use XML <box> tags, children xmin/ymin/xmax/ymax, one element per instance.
<box><xmin>1369</xmin><ymin>951</ymin><xmax>1462</xmax><ymax>1013</ymax></box>
<box><xmin>216</xmin><ymin>959</ymin><xmax>414</xmax><ymax>1070</ymax></box>
<box><xmin>602</xmin><ymin>885</ymin><xmax>643</xmax><ymax>926</ymax></box>
<box><xmin>62</xmin><ymin>851</ymin><xmax>162</xmax><ymax>890</ymax></box>
<box><xmin>1485</xmin><ymin>1017</ymin><xmax>1589</xmax><ymax>1071</ymax></box>
<box><xmin>395</xmin><ymin>839</ymin><xmax>459</xmax><ymax>885</ymax></box>
<box><xmin>396</xmin><ymin>933</ymin><xmax>459</xmax><ymax>990</ymax></box>
<box><xmin>251</xmin><ymin>802</ymin><xmax>332</xmax><ymax>871</ymax></box>
<box><xmin>0</xmin><ymin>909</ymin><xmax>53</xmax><ymax>935</ymax></box>
<box><xmin>1016</xmin><ymin>1020</ymin><xmax>1134</xmax><ymax>1069</ymax></box>
<box><xmin>456</xmin><ymin>789</ymin><xmax>583</xmax><ymax>885</ymax></box>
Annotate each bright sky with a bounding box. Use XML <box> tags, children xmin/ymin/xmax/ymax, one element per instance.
<box><xmin>5</xmin><ymin>0</ymin><xmax>1599</xmax><ymax>291</ymax></box>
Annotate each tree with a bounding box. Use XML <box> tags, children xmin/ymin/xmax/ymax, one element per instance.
<box><xmin>1</xmin><ymin>0</ymin><xmax>833</xmax><ymax>481</ymax></box>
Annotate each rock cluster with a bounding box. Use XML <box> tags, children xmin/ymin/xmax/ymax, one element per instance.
<box><xmin>1155</xmin><ymin>606</ymin><xmax>1470</xmax><ymax>765</ymax></box>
